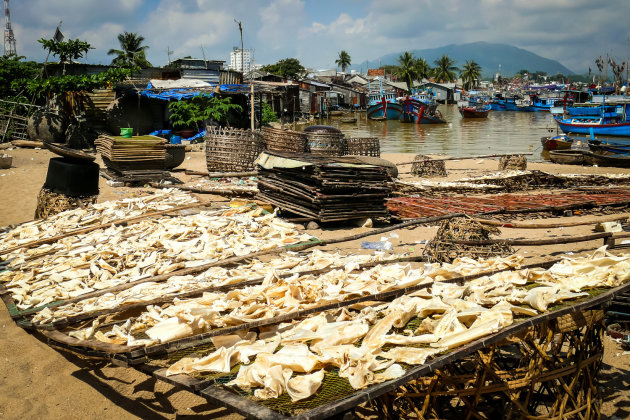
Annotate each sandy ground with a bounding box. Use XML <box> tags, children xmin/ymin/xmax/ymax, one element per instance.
<box><xmin>0</xmin><ymin>145</ymin><xmax>629</xmax><ymax>418</ymax></box>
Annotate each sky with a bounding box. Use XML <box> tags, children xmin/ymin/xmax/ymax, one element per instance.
<box><xmin>9</xmin><ymin>0</ymin><xmax>630</xmax><ymax>74</ymax></box>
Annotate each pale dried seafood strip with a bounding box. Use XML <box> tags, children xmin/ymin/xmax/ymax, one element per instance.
<box><xmin>2</xmin><ymin>206</ymin><xmax>314</xmax><ymax>311</ymax></box>
<box><xmin>0</xmin><ymin>189</ymin><xmax>198</xmax><ymax>252</ymax></box>
<box><xmin>61</xmin><ymin>253</ymin><xmax>524</xmax><ymax>347</ymax></box>
<box><xmin>156</xmin><ymin>247</ymin><xmax>630</xmax><ymax>401</ymax></box>
<box><xmin>31</xmin><ymin>250</ymin><xmax>402</xmax><ymax>324</ymax></box>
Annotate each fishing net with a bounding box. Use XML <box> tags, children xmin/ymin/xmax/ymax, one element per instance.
<box><xmin>34</xmin><ymin>187</ymin><xmax>98</xmax><ymax>219</ymax></box>
<box><xmin>498</xmin><ymin>154</ymin><xmax>527</xmax><ymax>171</ymax></box>
<box><xmin>410</xmin><ymin>154</ymin><xmax>447</xmax><ymax>177</ymax></box>
<box><xmin>423</xmin><ymin>217</ymin><xmax>514</xmax><ymax>263</ymax></box>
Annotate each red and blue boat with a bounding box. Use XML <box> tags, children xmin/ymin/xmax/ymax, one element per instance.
<box><xmin>399</xmin><ymin>92</ymin><xmax>446</xmax><ymax>124</ymax></box>
<box><xmin>366</xmin><ymin>80</ymin><xmax>402</xmax><ymax>120</ymax></box>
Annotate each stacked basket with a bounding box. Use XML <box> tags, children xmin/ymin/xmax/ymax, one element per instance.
<box><xmin>205</xmin><ymin>127</ymin><xmax>263</xmax><ymax>172</ymax></box>
<box><xmin>343</xmin><ymin>137</ymin><xmax>380</xmax><ymax>157</ymax></box>
<box><xmin>304</xmin><ymin>125</ymin><xmax>345</xmax><ymax>156</ymax></box>
<box><xmin>261</xmin><ymin>127</ymin><xmax>307</xmax><ymax>153</ymax></box>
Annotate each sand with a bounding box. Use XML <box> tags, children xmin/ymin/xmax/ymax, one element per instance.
<box><xmin>0</xmin><ymin>145</ymin><xmax>629</xmax><ymax>419</ymax></box>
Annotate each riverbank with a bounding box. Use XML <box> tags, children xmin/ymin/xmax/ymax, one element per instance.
<box><xmin>0</xmin><ymin>147</ymin><xmax>629</xmax><ymax>419</ymax></box>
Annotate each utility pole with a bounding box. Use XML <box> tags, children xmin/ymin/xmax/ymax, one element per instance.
<box><xmin>234</xmin><ymin>19</ymin><xmax>243</xmax><ymax>74</ymax></box>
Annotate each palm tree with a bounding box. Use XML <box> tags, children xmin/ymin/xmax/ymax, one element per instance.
<box><xmin>335</xmin><ymin>50</ymin><xmax>351</xmax><ymax>73</ymax></box>
<box><xmin>460</xmin><ymin>59</ymin><xmax>482</xmax><ymax>90</ymax></box>
<box><xmin>108</xmin><ymin>32</ymin><xmax>152</xmax><ymax>68</ymax></box>
<box><xmin>395</xmin><ymin>51</ymin><xmax>417</xmax><ymax>92</ymax></box>
<box><xmin>414</xmin><ymin>57</ymin><xmax>431</xmax><ymax>83</ymax></box>
<box><xmin>433</xmin><ymin>54</ymin><xmax>458</xmax><ymax>83</ymax></box>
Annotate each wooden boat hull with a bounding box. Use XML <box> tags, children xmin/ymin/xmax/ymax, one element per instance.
<box><xmin>583</xmin><ymin>151</ymin><xmax>630</xmax><ymax>168</ymax></box>
<box><xmin>541</xmin><ymin>136</ymin><xmax>572</xmax><ymax>151</ymax></box>
<box><xmin>460</xmin><ymin>107</ymin><xmax>490</xmax><ymax>118</ymax></box>
<box><xmin>367</xmin><ymin>102</ymin><xmax>402</xmax><ymax>120</ymax></box>
<box><xmin>340</xmin><ymin>117</ymin><xmax>357</xmax><ymax>123</ymax></box>
<box><xmin>548</xmin><ymin>150</ymin><xmax>585</xmax><ymax>165</ymax></box>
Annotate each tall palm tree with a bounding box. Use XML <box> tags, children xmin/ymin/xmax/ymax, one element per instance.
<box><xmin>433</xmin><ymin>54</ymin><xmax>458</xmax><ymax>83</ymax></box>
<box><xmin>395</xmin><ymin>51</ymin><xmax>417</xmax><ymax>92</ymax></box>
<box><xmin>460</xmin><ymin>59</ymin><xmax>482</xmax><ymax>90</ymax></box>
<box><xmin>108</xmin><ymin>32</ymin><xmax>152</xmax><ymax>68</ymax></box>
<box><xmin>335</xmin><ymin>50</ymin><xmax>351</xmax><ymax>73</ymax></box>
<box><xmin>414</xmin><ymin>57</ymin><xmax>431</xmax><ymax>83</ymax></box>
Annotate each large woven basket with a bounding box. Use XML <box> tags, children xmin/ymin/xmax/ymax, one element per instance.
<box><xmin>205</xmin><ymin>127</ymin><xmax>263</xmax><ymax>172</ymax></box>
<box><xmin>261</xmin><ymin>127</ymin><xmax>307</xmax><ymax>153</ymax></box>
<box><xmin>306</xmin><ymin>132</ymin><xmax>345</xmax><ymax>156</ymax></box>
<box><xmin>344</xmin><ymin>137</ymin><xmax>380</xmax><ymax>157</ymax></box>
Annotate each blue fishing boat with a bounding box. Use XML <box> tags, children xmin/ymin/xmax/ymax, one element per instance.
<box><xmin>399</xmin><ymin>94</ymin><xmax>446</xmax><ymax>124</ymax></box>
<box><xmin>366</xmin><ymin>79</ymin><xmax>402</xmax><ymax>120</ymax></box>
<box><xmin>555</xmin><ymin>99</ymin><xmax>630</xmax><ymax>137</ymax></box>
<box><xmin>489</xmin><ymin>94</ymin><xmax>519</xmax><ymax>111</ymax></box>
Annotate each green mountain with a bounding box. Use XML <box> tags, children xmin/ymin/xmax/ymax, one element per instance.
<box><xmin>358</xmin><ymin>42</ymin><xmax>574</xmax><ymax>79</ymax></box>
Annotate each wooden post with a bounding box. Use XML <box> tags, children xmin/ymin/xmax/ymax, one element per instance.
<box><xmin>250</xmin><ymin>82</ymin><xmax>254</xmax><ymax>130</ymax></box>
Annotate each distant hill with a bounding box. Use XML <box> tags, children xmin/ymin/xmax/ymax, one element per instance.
<box><xmin>354</xmin><ymin>42</ymin><xmax>574</xmax><ymax>79</ymax></box>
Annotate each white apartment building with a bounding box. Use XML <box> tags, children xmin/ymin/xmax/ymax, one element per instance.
<box><xmin>229</xmin><ymin>47</ymin><xmax>252</xmax><ymax>73</ymax></box>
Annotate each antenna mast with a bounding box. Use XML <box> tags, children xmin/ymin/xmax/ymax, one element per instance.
<box><xmin>3</xmin><ymin>0</ymin><xmax>16</xmax><ymax>56</ymax></box>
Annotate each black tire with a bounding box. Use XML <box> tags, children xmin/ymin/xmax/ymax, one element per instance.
<box><xmin>44</xmin><ymin>157</ymin><xmax>100</xmax><ymax>197</ymax></box>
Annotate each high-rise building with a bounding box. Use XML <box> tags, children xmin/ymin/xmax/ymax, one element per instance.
<box><xmin>229</xmin><ymin>47</ymin><xmax>252</xmax><ymax>73</ymax></box>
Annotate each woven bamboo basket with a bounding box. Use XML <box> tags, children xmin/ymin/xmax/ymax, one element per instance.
<box><xmin>373</xmin><ymin>309</ymin><xmax>605</xmax><ymax>420</ymax></box>
<box><xmin>306</xmin><ymin>132</ymin><xmax>346</xmax><ymax>156</ymax></box>
<box><xmin>205</xmin><ymin>127</ymin><xmax>263</xmax><ymax>172</ymax></box>
<box><xmin>499</xmin><ymin>154</ymin><xmax>528</xmax><ymax>170</ymax></box>
<box><xmin>343</xmin><ymin>137</ymin><xmax>381</xmax><ymax>157</ymax></box>
<box><xmin>411</xmin><ymin>154</ymin><xmax>447</xmax><ymax>177</ymax></box>
<box><xmin>261</xmin><ymin>127</ymin><xmax>307</xmax><ymax>153</ymax></box>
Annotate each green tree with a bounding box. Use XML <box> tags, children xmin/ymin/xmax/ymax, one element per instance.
<box><xmin>395</xmin><ymin>51</ymin><xmax>417</xmax><ymax>92</ymax></box>
<box><xmin>261</xmin><ymin>102</ymin><xmax>278</xmax><ymax>125</ymax></box>
<box><xmin>261</xmin><ymin>58</ymin><xmax>306</xmax><ymax>80</ymax></box>
<box><xmin>107</xmin><ymin>32</ymin><xmax>152</xmax><ymax>68</ymax></box>
<box><xmin>432</xmin><ymin>54</ymin><xmax>458</xmax><ymax>83</ymax></box>
<box><xmin>459</xmin><ymin>59</ymin><xmax>482</xmax><ymax>90</ymax></box>
<box><xmin>38</xmin><ymin>38</ymin><xmax>93</xmax><ymax>74</ymax></box>
<box><xmin>0</xmin><ymin>54</ymin><xmax>40</xmax><ymax>99</ymax></box>
<box><xmin>335</xmin><ymin>50</ymin><xmax>351</xmax><ymax>73</ymax></box>
<box><xmin>168</xmin><ymin>95</ymin><xmax>242</xmax><ymax>128</ymax></box>
<box><xmin>414</xmin><ymin>57</ymin><xmax>431</xmax><ymax>82</ymax></box>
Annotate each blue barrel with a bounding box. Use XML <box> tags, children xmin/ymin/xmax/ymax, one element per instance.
<box><xmin>170</xmin><ymin>135</ymin><xmax>182</xmax><ymax>144</ymax></box>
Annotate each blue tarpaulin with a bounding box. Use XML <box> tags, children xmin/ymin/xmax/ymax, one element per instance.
<box><xmin>140</xmin><ymin>82</ymin><xmax>252</xmax><ymax>101</ymax></box>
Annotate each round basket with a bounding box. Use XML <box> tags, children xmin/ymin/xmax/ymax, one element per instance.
<box><xmin>344</xmin><ymin>137</ymin><xmax>380</xmax><ymax>157</ymax></box>
<box><xmin>261</xmin><ymin>127</ymin><xmax>307</xmax><ymax>153</ymax></box>
<box><xmin>205</xmin><ymin>127</ymin><xmax>262</xmax><ymax>172</ymax></box>
<box><xmin>306</xmin><ymin>132</ymin><xmax>345</xmax><ymax>156</ymax></box>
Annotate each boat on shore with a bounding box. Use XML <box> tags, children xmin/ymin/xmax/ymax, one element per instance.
<box><xmin>541</xmin><ymin>134</ymin><xmax>573</xmax><ymax>151</ymax></box>
<box><xmin>399</xmin><ymin>94</ymin><xmax>446</xmax><ymax>124</ymax></box>
<box><xmin>583</xmin><ymin>150</ymin><xmax>630</xmax><ymax>167</ymax></box>
<box><xmin>548</xmin><ymin>150</ymin><xmax>585</xmax><ymax>165</ymax></box>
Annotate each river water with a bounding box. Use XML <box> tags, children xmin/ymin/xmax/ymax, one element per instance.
<box><xmin>317</xmin><ymin>105</ymin><xmax>560</xmax><ymax>161</ymax></box>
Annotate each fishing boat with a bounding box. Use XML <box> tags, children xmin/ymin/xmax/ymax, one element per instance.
<box><xmin>548</xmin><ymin>150</ymin><xmax>585</xmax><ymax>165</ymax></box>
<box><xmin>340</xmin><ymin>116</ymin><xmax>357</xmax><ymax>123</ymax></box>
<box><xmin>588</xmin><ymin>139</ymin><xmax>630</xmax><ymax>154</ymax></box>
<box><xmin>540</xmin><ymin>134</ymin><xmax>573</xmax><ymax>151</ymax></box>
<box><xmin>489</xmin><ymin>93</ymin><xmax>519</xmax><ymax>111</ymax></box>
<box><xmin>459</xmin><ymin>101</ymin><xmax>491</xmax><ymax>118</ymax></box>
<box><xmin>366</xmin><ymin>79</ymin><xmax>402</xmax><ymax>120</ymax></box>
<box><xmin>399</xmin><ymin>94</ymin><xmax>446</xmax><ymax>124</ymax></box>
<box><xmin>583</xmin><ymin>151</ymin><xmax>630</xmax><ymax>167</ymax></box>
<box><xmin>556</xmin><ymin>99</ymin><xmax>630</xmax><ymax>136</ymax></box>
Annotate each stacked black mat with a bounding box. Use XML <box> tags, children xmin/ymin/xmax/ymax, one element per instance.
<box><xmin>256</xmin><ymin>151</ymin><xmax>393</xmax><ymax>222</ymax></box>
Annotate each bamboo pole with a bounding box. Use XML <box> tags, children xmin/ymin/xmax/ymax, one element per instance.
<box><xmin>0</xmin><ymin>202</ymin><xmax>205</xmax><ymax>256</ymax></box>
<box><xmin>450</xmin><ymin>232</ymin><xmax>612</xmax><ymax>246</ymax></box>
<box><xmin>397</xmin><ymin>153</ymin><xmax>534</xmax><ymax>166</ymax></box>
<box><xmin>184</xmin><ymin>170</ymin><xmax>258</xmax><ymax>178</ymax></box>
<box><xmin>150</xmin><ymin>183</ymin><xmax>255</xmax><ymax>196</ymax></box>
<box><xmin>471</xmin><ymin>214</ymin><xmax>629</xmax><ymax>229</ymax></box>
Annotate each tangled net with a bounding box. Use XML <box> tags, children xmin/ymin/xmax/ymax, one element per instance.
<box><xmin>34</xmin><ymin>187</ymin><xmax>98</xmax><ymax>219</ymax></box>
<box><xmin>423</xmin><ymin>217</ymin><xmax>514</xmax><ymax>263</ymax></box>
<box><xmin>411</xmin><ymin>154</ymin><xmax>447</xmax><ymax>177</ymax></box>
<box><xmin>498</xmin><ymin>154</ymin><xmax>527</xmax><ymax>171</ymax></box>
